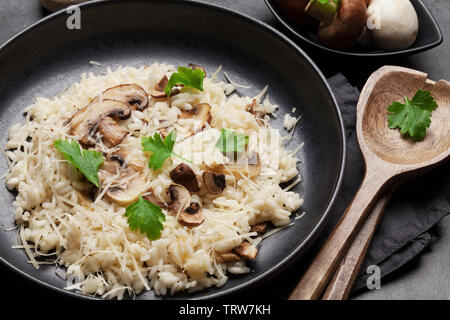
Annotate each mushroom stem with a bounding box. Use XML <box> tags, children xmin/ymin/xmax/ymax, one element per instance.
<box><xmin>305</xmin><ymin>0</ymin><xmax>339</xmax><ymax>26</ymax></box>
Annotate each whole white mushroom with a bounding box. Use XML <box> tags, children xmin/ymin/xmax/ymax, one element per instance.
<box><xmin>367</xmin><ymin>0</ymin><xmax>419</xmax><ymax>50</ymax></box>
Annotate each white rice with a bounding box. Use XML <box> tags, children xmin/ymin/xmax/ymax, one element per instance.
<box><xmin>4</xmin><ymin>63</ymin><xmax>303</xmax><ymax>299</ymax></box>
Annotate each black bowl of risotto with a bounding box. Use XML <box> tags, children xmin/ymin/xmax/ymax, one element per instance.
<box><xmin>0</xmin><ymin>0</ymin><xmax>345</xmax><ymax>299</ymax></box>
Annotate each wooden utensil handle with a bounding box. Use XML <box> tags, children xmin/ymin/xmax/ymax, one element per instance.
<box><xmin>289</xmin><ymin>169</ymin><xmax>389</xmax><ymax>300</ymax></box>
<box><xmin>322</xmin><ymin>186</ymin><xmax>396</xmax><ymax>300</ymax></box>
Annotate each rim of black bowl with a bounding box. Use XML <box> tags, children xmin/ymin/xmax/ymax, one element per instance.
<box><xmin>0</xmin><ymin>0</ymin><xmax>346</xmax><ymax>300</ymax></box>
<box><xmin>264</xmin><ymin>0</ymin><xmax>443</xmax><ymax>57</ymax></box>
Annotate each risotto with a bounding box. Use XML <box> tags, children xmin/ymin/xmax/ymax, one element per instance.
<box><xmin>4</xmin><ymin>62</ymin><xmax>303</xmax><ymax>299</ymax></box>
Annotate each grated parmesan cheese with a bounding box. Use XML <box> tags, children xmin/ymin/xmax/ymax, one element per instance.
<box><xmin>5</xmin><ymin>63</ymin><xmax>304</xmax><ymax>299</ymax></box>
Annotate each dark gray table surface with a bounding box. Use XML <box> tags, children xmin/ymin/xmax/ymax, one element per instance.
<box><xmin>0</xmin><ymin>0</ymin><xmax>448</xmax><ymax>300</ymax></box>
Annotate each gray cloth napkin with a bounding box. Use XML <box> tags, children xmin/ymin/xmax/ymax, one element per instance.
<box><xmin>327</xmin><ymin>73</ymin><xmax>450</xmax><ymax>294</ymax></box>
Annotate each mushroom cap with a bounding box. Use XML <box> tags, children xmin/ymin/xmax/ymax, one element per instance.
<box><xmin>69</xmin><ymin>99</ymin><xmax>131</xmax><ymax>146</ymax></box>
<box><xmin>100</xmin><ymin>155</ymin><xmax>147</xmax><ymax>205</ymax></box>
<box><xmin>368</xmin><ymin>0</ymin><xmax>419</xmax><ymax>50</ymax></box>
<box><xmin>105</xmin><ymin>174</ymin><xmax>146</xmax><ymax>205</ymax></box>
<box><xmin>188</xmin><ymin>63</ymin><xmax>207</xmax><ymax>77</ymax></box>
<box><xmin>216</xmin><ymin>252</ymin><xmax>242</xmax><ymax>263</ymax></box>
<box><xmin>167</xmin><ymin>183</ymin><xmax>191</xmax><ymax>214</ymax></box>
<box><xmin>178</xmin><ymin>202</ymin><xmax>206</xmax><ymax>227</ymax></box>
<box><xmin>151</xmin><ymin>76</ymin><xmax>169</xmax><ymax>98</ymax></box>
<box><xmin>101</xmin><ymin>84</ymin><xmax>149</xmax><ymax>111</ymax></box>
<box><xmin>317</xmin><ymin>0</ymin><xmax>367</xmax><ymax>48</ymax></box>
<box><xmin>202</xmin><ymin>171</ymin><xmax>226</xmax><ymax>195</ymax></box>
<box><xmin>233</xmin><ymin>241</ymin><xmax>258</xmax><ymax>260</ymax></box>
<box><xmin>143</xmin><ymin>188</ymin><xmax>168</xmax><ymax>209</ymax></box>
<box><xmin>98</xmin><ymin>116</ymin><xmax>129</xmax><ymax>148</ymax></box>
<box><xmin>170</xmin><ymin>163</ymin><xmax>200</xmax><ymax>192</ymax></box>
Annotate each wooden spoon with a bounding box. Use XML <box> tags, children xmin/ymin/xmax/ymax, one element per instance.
<box><xmin>289</xmin><ymin>66</ymin><xmax>450</xmax><ymax>300</ymax></box>
<box><xmin>322</xmin><ymin>186</ymin><xmax>396</xmax><ymax>300</ymax></box>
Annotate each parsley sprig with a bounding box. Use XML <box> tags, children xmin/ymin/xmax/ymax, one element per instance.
<box><xmin>388</xmin><ymin>90</ymin><xmax>438</xmax><ymax>141</ymax></box>
<box><xmin>141</xmin><ymin>131</ymin><xmax>191</xmax><ymax>170</ymax></box>
<box><xmin>54</xmin><ymin>139</ymin><xmax>105</xmax><ymax>187</ymax></box>
<box><xmin>125</xmin><ymin>195</ymin><xmax>165</xmax><ymax>241</ymax></box>
<box><xmin>164</xmin><ymin>66</ymin><xmax>205</xmax><ymax>96</ymax></box>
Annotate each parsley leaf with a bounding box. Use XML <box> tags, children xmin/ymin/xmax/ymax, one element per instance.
<box><xmin>164</xmin><ymin>66</ymin><xmax>205</xmax><ymax>96</ymax></box>
<box><xmin>215</xmin><ymin>128</ymin><xmax>249</xmax><ymax>153</ymax></box>
<box><xmin>54</xmin><ymin>139</ymin><xmax>105</xmax><ymax>187</ymax></box>
<box><xmin>125</xmin><ymin>195</ymin><xmax>165</xmax><ymax>241</ymax></box>
<box><xmin>388</xmin><ymin>90</ymin><xmax>438</xmax><ymax>141</ymax></box>
<box><xmin>141</xmin><ymin>131</ymin><xmax>190</xmax><ymax>170</ymax></box>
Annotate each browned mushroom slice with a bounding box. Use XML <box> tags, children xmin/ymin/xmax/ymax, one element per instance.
<box><xmin>106</xmin><ymin>149</ymin><xmax>145</xmax><ymax>173</ymax></box>
<box><xmin>216</xmin><ymin>252</ymin><xmax>242</xmax><ymax>263</ymax></box>
<box><xmin>245</xmin><ymin>99</ymin><xmax>266</xmax><ymax>125</ymax></box>
<box><xmin>98</xmin><ymin>117</ymin><xmax>129</xmax><ymax>148</ymax></box>
<box><xmin>69</xmin><ymin>99</ymin><xmax>131</xmax><ymax>146</ymax></box>
<box><xmin>143</xmin><ymin>188</ymin><xmax>168</xmax><ymax>209</ymax></box>
<box><xmin>76</xmin><ymin>190</ymin><xmax>94</xmax><ymax>212</ymax></box>
<box><xmin>250</xmin><ymin>223</ymin><xmax>267</xmax><ymax>235</ymax></box>
<box><xmin>151</xmin><ymin>76</ymin><xmax>169</xmax><ymax>98</ymax></box>
<box><xmin>233</xmin><ymin>241</ymin><xmax>258</xmax><ymax>260</ymax></box>
<box><xmin>209</xmin><ymin>153</ymin><xmax>261</xmax><ymax>179</ymax></box>
<box><xmin>170</xmin><ymin>163</ymin><xmax>199</xmax><ymax>192</ymax></box>
<box><xmin>202</xmin><ymin>171</ymin><xmax>226</xmax><ymax>195</ymax></box>
<box><xmin>188</xmin><ymin>63</ymin><xmax>207</xmax><ymax>77</ymax></box>
<box><xmin>101</xmin><ymin>84</ymin><xmax>149</xmax><ymax>111</ymax></box>
<box><xmin>167</xmin><ymin>183</ymin><xmax>191</xmax><ymax>214</ymax></box>
<box><xmin>178</xmin><ymin>202</ymin><xmax>205</xmax><ymax>227</ymax></box>
<box><xmin>178</xmin><ymin>103</ymin><xmax>212</xmax><ymax>135</ymax></box>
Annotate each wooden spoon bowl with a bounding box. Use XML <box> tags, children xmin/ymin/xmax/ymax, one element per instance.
<box><xmin>360</xmin><ymin>67</ymin><xmax>450</xmax><ymax>167</ymax></box>
<box><xmin>290</xmin><ymin>66</ymin><xmax>450</xmax><ymax>300</ymax></box>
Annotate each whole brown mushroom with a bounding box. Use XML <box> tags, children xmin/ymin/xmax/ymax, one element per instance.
<box><xmin>307</xmin><ymin>0</ymin><xmax>367</xmax><ymax>48</ymax></box>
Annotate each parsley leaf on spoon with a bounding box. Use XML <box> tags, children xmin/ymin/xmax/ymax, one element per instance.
<box><xmin>388</xmin><ymin>90</ymin><xmax>438</xmax><ymax>141</ymax></box>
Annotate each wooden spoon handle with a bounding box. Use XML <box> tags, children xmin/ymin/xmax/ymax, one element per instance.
<box><xmin>289</xmin><ymin>169</ymin><xmax>389</xmax><ymax>300</ymax></box>
<box><xmin>321</xmin><ymin>186</ymin><xmax>396</xmax><ymax>300</ymax></box>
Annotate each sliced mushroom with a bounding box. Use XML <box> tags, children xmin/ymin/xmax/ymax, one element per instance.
<box><xmin>246</xmin><ymin>99</ymin><xmax>266</xmax><ymax>125</ymax></box>
<box><xmin>105</xmin><ymin>174</ymin><xmax>146</xmax><ymax>205</ymax></box>
<box><xmin>233</xmin><ymin>241</ymin><xmax>258</xmax><ymax>260</ymax></box>
<box><xmin>101</xmin><ymin>84</ymin><xmax>149</xmax><ymax>111</ymax></box>
<box><xmin>69</xmin><ymin>99</ymin><xmax>131</xmax><ymax>146</ymax></box>
<box><xmin>216</xmin><ymin>252</ymin><xmax>242</xmax><ymax>263</ymax></box>
<box><xmin>98</xmin><ymin>116</ymin><xmax>129</xmax><ymax>148</ymax></box>
<box><xmin>178</xmin><ymin>103</ymin><xmax>212</xmax><ymax>135</ymax></box>
<box><xmin>202</xmin><ymin>171</ymin><xmax>226</xmax><ymax>195</ymax></box>
<box><xmin>250</xmin><ymin>223</ymin><xmax>267</xmax><ymax>235</ymax></box>
<box><xmin>178</xmin><ymin>202</ymin><xmax>205</xmax><ymax>227</ymax></box>
<box><xmin>167</xmin><ymin>184</ymin><xmax>191</xmax><ymax>214</ymax></box>
<box><xmin>170</xmin><ymin>163</ymin><xmax>199</xmax><ymax>192</ymax></box>
<box><xmin>106</xmin><ymin>149</ymin><xmax>145</xmax><ymax>173</ymax></box>
<box><xmin>209</xmin><ymin>153</ymin><xmax>261</xmax><ymax>179</ymax></box>
<box><xmin>151</xmin><ymin>76</ymin><xmax>169</xmax><ymax>98</ymax></box>
<box><xmin>76</xmin><ymin>190</ymin><xmax>94</xmax><ymax>212</ymax></box>
<box><xmin>188</xmin><ymin>63</ymin><xmax>207</xmax><ymax>77</ymax></box>
<box><xmin>143</xmin><ymin>188</ymin><xmax>168</xmax><ymax>209</ymax></box>
<box><xmin>100</xmin><ymin>157</ymin><xmax>146</xmax><ymax>205</ymax></box>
